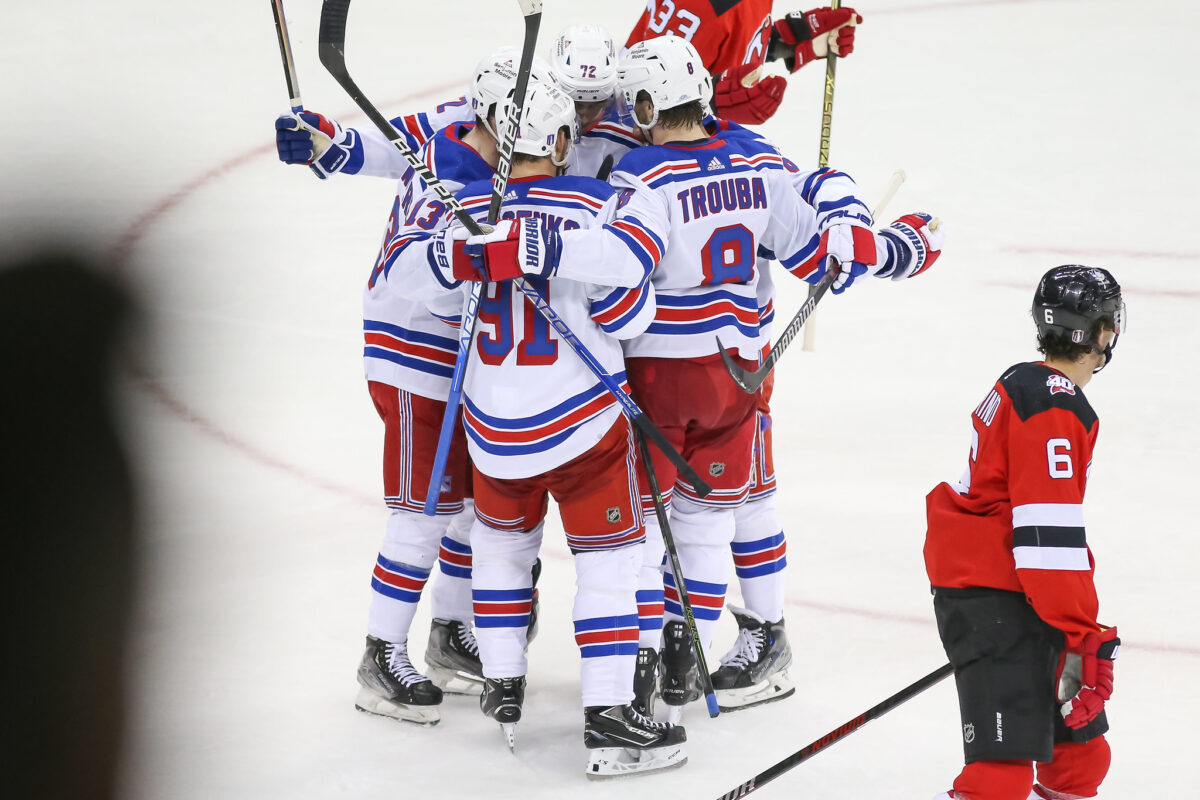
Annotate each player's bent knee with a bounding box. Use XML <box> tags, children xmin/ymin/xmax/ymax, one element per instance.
<box><xmin>1035</xmin><ymin>737</ymin><xmax>1110</xmax><ymax>798</ymax></box>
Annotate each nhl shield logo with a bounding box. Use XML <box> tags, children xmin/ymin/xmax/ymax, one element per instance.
<box><xmin>709</xmin><ymin>462</ymin><xmax>725</xmax><ymax>477</ymax></box>
<box><xmin>606</xmin><ymin>507</ymin><xmax>622</xmax><ymax>524</ymax></box>
<box><xmin>963</xmin><ymin>723</ymin><xmax>975</xmax><ymax>744</ymax></box>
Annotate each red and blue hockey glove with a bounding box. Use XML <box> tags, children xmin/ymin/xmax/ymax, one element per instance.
<box><xmin>428</xmin><ymin>224</ymin><xmax>486</xmax><ymax>286</ymax></box>
<box><xmin>463</xmin><ymin>218</ymin><xmax>563</xmax><ymax>282</ymax></box>
<box><xmin>875</xmin><ymin>213</ymin><xmax>944</xmax><ymax>281</ymax></box>
<box><xmin>712</xmin><ymin>63</ymin><xmax>788</xmax><ymax>125</ymax></box>
<box><xmin>1059</xmin><ymin>627</ymin><xmax>1119</xmax><ymax>729</ymax></box>
<box><xmin>823</xmin><ymin>221</ymin><xmax>877</xmax><ymax>294</ymax></box>
<box><xmin>275</xmin><ymin>111</ymin><xmax>356</xmax><ymax>180</ymax></box>
<box><xmin>768</xmin><ymin>7</ymin><xmax>862</xmax><ymax>72</ymax></box>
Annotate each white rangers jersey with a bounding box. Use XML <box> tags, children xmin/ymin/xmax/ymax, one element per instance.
<box><xmin>570</xmin><ymin>105</ymin><xmax>643</xmax><ymax>179</ymax></box>
<box><xmin>362</xmin><ymin>122</ymin><xmax>493</xmax><ymax>399</ymax></box>
<box><xmin>342</xmin><ymin>96</ymin><xmax>474</xmax><ymax>179</ymax></box>
<box><xmin>387</xmin><ymin>174</ymin><xmax>656</xmax><ymax>480</ymax></box>
<box><xmin>555</xmin><ymin>128</ymin><xmax>827</xmax><ymax>360</ymax></box>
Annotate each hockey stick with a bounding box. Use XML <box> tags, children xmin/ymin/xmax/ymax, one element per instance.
<box><xmin>421</xmin><ymin>0</ymin><xmax>542</xmax><ymax>514</ymax></box>
<box><xmin>714</xmin><ymin>663</ymin><xmax>953</xmax><ymax>799</ymax></box>
<box><xmin>634</xmin><ymin>428</ymin><xmax>720</xmax><ymax>717</ymax></box>
<box><xmin>270</xmin><ymin>0</ymin><xmax>304</xmax><ymax>113</ymax></box>
<box><xmin>716</xmin><ymin>168</ymin><xmax>907</xmax><ymax>393</ymax></box>
<box><xmin>511</xmin><ymin>280</ymin><xmax>713</xmax><ymax>497</ymax></box>
<box><xmin>801</xmin><ymin>0</ymin><xmax>842</xmax><ymax>353</ymax></box>
<box><xmin>596</xmin><ymin>154</ymin><xmax>615</xmax><ymax>181</ymax></box>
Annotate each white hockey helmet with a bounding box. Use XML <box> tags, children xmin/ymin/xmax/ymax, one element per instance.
<box><xmin>497</xmin><ymin>78</ymin><xmax>579</xmax><ymax>167</ymax></box>
<box><xmin>469</xmin><ymin>46</ymin><xmax>555</xmax><ymax>141</ymax></box>
<box><xmin>550</xmin><ymin>24</ymin><xmax>618</xmax><ymax>103</ymax></box>
<box><xmin>617</xmin><ymin>36</ymin><xmax>713</xmax><ymax>131</ymax></box>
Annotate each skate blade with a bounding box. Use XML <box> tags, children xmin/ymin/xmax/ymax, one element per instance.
<box><xmin>427</xmin><ymin>666</ymin><xmax>484</xmax><ymax>696</ymax></box>
<box><xmin>500</xmin><ymin>722</ymin><xmax>517</xmax><ymax>752</ymax></box>
<box><xmin>353</xmin><ymin>687</ymin><xmax>440</xmax><ymax>726</ymax></box>
<box><xmin>715</xmin><ymin>671</ymin><xmax>795</xmax><ymax>712</ymax></box>
<box><xmin>586</xmin><ymin>744</ymin><xmax>688</xmax><ymax>779</ymax></box>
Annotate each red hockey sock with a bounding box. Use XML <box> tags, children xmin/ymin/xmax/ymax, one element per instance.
<box><xmin>1035</xmin><ymin>737</ymin><xmax>1110</xmax><ymax>798</ymax></box>
<box><xmin>952</xmin><ymin>760</ymin><xmax>1033</xmax><ymax>800</ymax></box>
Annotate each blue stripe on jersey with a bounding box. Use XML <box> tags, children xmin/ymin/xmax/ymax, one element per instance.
<box><xmin>606</xmin><ymin>223</ymin><xmax>657</xmax><ymax>276</ymax></box>
<box><xmin>362</xmin><ymin>347</ymin><xmax>455</xmax><ymax>378</ymax></box>
<box><xmin>363</xmin><ymin>320</ymin><xmax>458</xmax><ymax>350</ymax></box>
<box><xmin>816</xmin><ymin>195</ymin><xmax>861</xmax><ymax>214</ymax></box>
<box><xmin>465</xmin><ymin>375</ymin><xmax>624</xmax><ymax>430</ymax></box>
<box><xmin>800</xmin><ymin>168</ymin><xmax>835</xmax><ymax>204</ymax></box>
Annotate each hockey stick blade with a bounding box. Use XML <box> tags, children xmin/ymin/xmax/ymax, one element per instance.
<box><xmin>718</xmin><ymin>268</ymin><xmax>836</xmax><ymax>394</ymax></box>
<box><xmin>714</xmin><ymin>663</ymin><xmax>953</xmax><ymax>799</ymax></box>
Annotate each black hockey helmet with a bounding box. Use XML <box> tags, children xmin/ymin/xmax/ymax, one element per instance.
<box><xmin>1032</xmin><ymin>265</ymin><xmax>1125</xmax><ymax>370</ymax></box>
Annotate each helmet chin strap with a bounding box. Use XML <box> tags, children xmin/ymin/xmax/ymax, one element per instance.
<box><xmin>635</xmin><ymin>106</ymin><xmax>660</xmax><ymax>133</ymax></box>
<box><xmin>1092</xmin><ymin>334</ymin><xmax>1117</xmax><ymax>373</ymax></box>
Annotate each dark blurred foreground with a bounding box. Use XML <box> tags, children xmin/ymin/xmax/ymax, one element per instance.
<box><xmin>1</xmin><ymin>250</ymin><xmax>139</xmax><ymax>800</ymax></box>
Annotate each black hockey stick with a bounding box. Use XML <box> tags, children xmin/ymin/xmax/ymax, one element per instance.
<box><xmin>270</xmin><ymin>0</ymin><xmax>304</xmax><ymax>112</ymax></box>
<box><xmin>596</xmin><ymin>154</ymin><xmax>615</xmax><ymax>181</ymax></box>
<box><xmin>634</xmin><ymin>428</ymin><xmax>720</xmax><ymax>717</ymax></box>
<box><xmin>714</xmin><ymin>663</ymin><xmax>953</xmax><ymax>799</ymax></box>
<box><xmin>716</xmin><ymin>268</ymin><xmax>835</xmax><ymax>393</ymax></box>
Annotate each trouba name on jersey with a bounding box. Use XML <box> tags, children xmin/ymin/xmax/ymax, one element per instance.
<box><xmin>676</xmin><ymin>176</ymin><xmax>768</xmax><ymax>224</ymax></box>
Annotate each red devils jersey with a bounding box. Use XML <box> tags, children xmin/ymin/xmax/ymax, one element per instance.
<box><xmin>924</xmin><ymin>362</ymin><xmax>1104</xmax><ymax>651</ymax></box>
<box><xmin>626</xmin><ymin>0</ymin><xmax>774</xmax><ymax>75</ymax></box>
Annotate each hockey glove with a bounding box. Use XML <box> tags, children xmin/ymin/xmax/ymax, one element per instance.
<box><xmin>824</xmin><ymin>221</ymin><xmax>878</xmax><ymax>294</ymax></box>
<box><xmin>275</xmin><ymin>111</ymin><xmax>356</xmax><ymax>180</ymax></box>
<box><xmin>428</xmin><ymin>224</ymin><xmax>486</xmax><ymax>288</ymax></box>
<box><xmin>875</xmin><ymin>213</ymin><xmax>944</xmax><ymax>281</ymax></box>
<box><xmin>1059</xmin><ymin>627</ymin><xmax>1119</xmax><ymax>729</ymax></box>
<box><xmin>768</xmin><ymin>7</ymin><xmax>862</xmax><ymax>72</ymax></box>
<box><xmin>712</xmin><ymin>63</ymin><xmax>788</xmax><ymax>126</ymax></box>
<box><xmin>464</xmin><ymin>218</ymin><xmax>563</xmax><ymax>282</ymax></box>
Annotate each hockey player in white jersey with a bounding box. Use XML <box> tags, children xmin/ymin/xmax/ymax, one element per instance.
<box><xmin>389</xmin><ymin>79</ymin><xmax>687</xmax><ymax>776</ymax></box>
<box><xmin>276</xmin><ymin>50</ymin><xmax>543</xmax><ymax>724</ymax></box>
<box><xmin>471</xmin><ymin>35</ymin><xmax>944</xmax><ymax>720</ymax></box>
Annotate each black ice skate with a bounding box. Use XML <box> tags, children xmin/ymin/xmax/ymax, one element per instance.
<box><xmin>480</xmin><ymin>676</ymin><xmax>526</xmax><ymax>751</ymax></box>
<box><xmin>583</xmin><ymin>703</ymin><xmax>688</xmax><ymax>778</ymax></box>
<box><xmin>632</xmin><ymin>646</ymin><xmax>660</xmax><ymax>718</ymax></box>
<box><xmin>354</xmin><ymin>635</ymin><xmax>442</xmax><ymax>725</ymax></box>
<box><xmin>710</xmin><ymin>606</ymin><xmax>794</xmax><ymax>712</ymax></box>
<box><xmin>659</xmin><ymin>620</ymin><xmax>702</xmax><ymax>719</ymax></box>
<box><xmin>425</xmin><ymin>618</ymin><xmax>485</xmax><ymax>696</ymax></box>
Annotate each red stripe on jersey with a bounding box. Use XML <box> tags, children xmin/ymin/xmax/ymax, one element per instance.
<box><xmin>363</xmin><ymin>332</ymin><xmax>457</xmax><ymax>366</ymax></box>
<box><xmin>611</xmin><ymin>219</ymin><xmax>663</xmax><ymax>262</ymax></box>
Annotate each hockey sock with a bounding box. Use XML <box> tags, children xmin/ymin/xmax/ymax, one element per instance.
<box><xmin>953</xmin><ymin>760</ymin><xmax>1034</xmax><ymax>800</ymax></box>
<box><xmin>731</xmin><ymin>494</ymin><xmax>788</xmax><ymax>623</ymax></box>
<box><xmin>1034</xmin><ymin>738</ymin><xmax>1110</xmax><ymax>798</ymax></box>
<box><xmin>573</xmin><ymin>545</ymin><xmax>641</xmax><ymax>707</ymax></box>
<box><xmin>365</xmin><ymin>509</ymin><xmax>447</xmax><ymax>642</ymax></box>
<box><xmin>428</xmin><ymin>501</ymin><xmax>474</xmax><ymax>623</ymax></box>
<box><xmin>636</xmin><ymin>518</ymin><xmax>666</xmax><ymax>650</ymax></box>
<box><xmin>662</xmin><ymin>497</ymin><xmax>734</xmax><ymax>655</ymax></box>
<box><xmin>471</xmin><ymin>521</ymin><xmax>542</xmax><ymax>679</ymax></box>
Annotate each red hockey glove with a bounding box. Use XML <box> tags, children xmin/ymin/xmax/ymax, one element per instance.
<box><xmin>428</xmin><ymin>224</ymin><xmax>486</xmax><ymax>285</ymax></box>
<box><xmin>712</xmin><ymin>63</ymin><xmax>788</xmax><ymax>125</ymax></box>
<box><xmin>1059</xmin><ymin>627</ymin><xmax>1120</xmax><ymax>729</ymax></box>
<box><xmin>463</xmin><ymin>218</ymin><xmax>563</xmax><ymax>282</ymax></box>
<box><xmin>768</xmin><ymin>7</ymin><xmax>862</xmax><ymax>72</ymax></box>
<box><xmin>876</xmin><ymin>213</ymin><xmax>944</xmax><ymax>281</ymax></box>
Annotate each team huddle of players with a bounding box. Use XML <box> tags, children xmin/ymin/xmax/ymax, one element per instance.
<box><xmin>276</xmin><ymin>3</ymin><xmax>1123</xmax><ymax>797</ymax></box>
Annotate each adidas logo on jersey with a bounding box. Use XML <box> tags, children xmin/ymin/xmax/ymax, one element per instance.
<box><xmin>1046</xmin><ymin>374</ymin><xmax>1076</xmax><ymax>396</ymax></box>
<box><xmin>503</xmin><ymin>190</ymin><xmax>518</xmax><ymax>201</ymax></box>
<box><xmin>706</xmin><ymin>157</ymin><xmax>724</xmax><ymax>172</ymax></box>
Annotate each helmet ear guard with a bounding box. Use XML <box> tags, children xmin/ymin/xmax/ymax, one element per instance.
<box><xmin>617</xmin><ymin>36</ymin><xmax>712</xmax><ymax>132</ymax></box>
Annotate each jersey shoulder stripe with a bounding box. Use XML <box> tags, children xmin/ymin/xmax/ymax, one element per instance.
<box><xmin>999</xmin><ymin>361</ymin><xmax>1098</xmax><ymax>429</ymax></box>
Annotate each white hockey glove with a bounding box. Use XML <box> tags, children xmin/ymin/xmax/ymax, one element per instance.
<box><xmin>823</xmin><ymin>220</ymin><xmax>878</xmax><ymax>294</ymax></box>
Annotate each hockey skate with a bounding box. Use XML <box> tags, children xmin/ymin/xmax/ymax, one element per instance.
<box><xmin>632</xmin><ymin>647</ymin><xmax>660</xmax><ymax>718</ymax></box>
<box><xmin>710</xmin><ymin>606</ymin><xmax>794</xmax><ymax>712</ymax></box>
<box><xmin>480</xmin><ymin>676</ymin><xmax>526</xmax><ymax>751</ymax></box>
<box><xmin>354</xmin><ymin>635</ymin><xmax>442</xmax><ymax>725</ymax></box>
<box><xmin>425</xmin><ymin>618</ymin><xmax>485</xmax><ymax>696</ymax></box>
<box><xmin>659</xmin><ymin>620</ymin><xmax>702</xmax><ymax>722</ymax></box>
<box><xmin>583</xmin><ymin>703</ymin><xmax>688</xmax><ymax>778</ymax></box>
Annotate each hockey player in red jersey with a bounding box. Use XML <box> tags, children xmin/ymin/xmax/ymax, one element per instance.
<box><xmin>625</xmin><ymin>1</ymin><xmax>862</xmax><ymax>124</ymax></box>
<box><xmin>925</xmin><ymin>266</ymin><xmax>1126</xmax><ymax>800</ymax></box>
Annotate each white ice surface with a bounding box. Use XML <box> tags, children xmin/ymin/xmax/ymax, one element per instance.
<box><xmin>2</xmin><ymin>1</ymin><xmax>1197</xmax><ymax>798</ymax></box>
